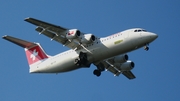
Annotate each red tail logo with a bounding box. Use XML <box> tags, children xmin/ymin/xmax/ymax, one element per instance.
<box><xmin>25</xmin><ymin>45</ymin><xmax>48</xmax><ymax>65</ymax></box>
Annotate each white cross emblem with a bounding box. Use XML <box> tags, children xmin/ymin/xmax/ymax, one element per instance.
<box><xmin>30</xmin><ymin>49</ymin><xmax>38</xmax><ymax>61</ymax></box>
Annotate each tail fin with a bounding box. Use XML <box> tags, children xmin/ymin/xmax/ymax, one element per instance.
<box><xmin>25</xmin><ymin>43</ymin><xmax>48</xmax><ymax>65</ymax></box>
<box><xmin>3</xmin><ymin>35</ymin><xmax>49</xmax><ymax>65</ymax></box>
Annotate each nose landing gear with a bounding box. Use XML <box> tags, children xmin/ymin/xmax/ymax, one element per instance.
<box><xmin>144</xmin><ymin>46</ymin><xmax>149</xmax><ymax>51</ymax></box>
<box><xmin>144</xmin><ymin>43</ymin><xmax>149</xmax><ymax>51</ymax></box>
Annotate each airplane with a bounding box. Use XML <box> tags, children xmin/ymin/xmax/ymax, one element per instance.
<box><xmin>2</xmin><ymin>17</ymin><xmax>158</xmax><ymax>79</ymax></box>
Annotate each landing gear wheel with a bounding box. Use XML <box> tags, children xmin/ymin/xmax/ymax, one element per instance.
<box><xmin>144</xmin><ymin>43</ymin><xmax>149</xmax><ymax>51</ymax></box>
<box><xmin>144</xmin><ymin>46</ymin><xmax>149</xmax><ymax>51</ymax></box>
<box><xmin>93</xmin><ymin>69</ymin><xmax>101</xmax><ymax>77</ymax></box>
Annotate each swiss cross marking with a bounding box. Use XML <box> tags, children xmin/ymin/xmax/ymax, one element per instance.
<box><xmin>30</xmin><ymin>49</ymin><xmax>38</xmax><ymax>61</ymax></box>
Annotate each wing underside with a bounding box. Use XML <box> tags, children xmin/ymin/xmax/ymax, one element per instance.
<box><xmin>25</xmin><ymin>17</ymin><xmax>80</xmax><ymax>49</ymax></box>
<box><xmin>97</xmin><ymin>59</ymin><xmax>136</xmax><ymax>80</ymax></box>
<box><xmin>122</xmin><ymin>71</ymin><xmax>136</xmax><ymax>79</ymax></box>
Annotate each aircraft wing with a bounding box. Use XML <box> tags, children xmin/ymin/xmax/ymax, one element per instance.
<box><xmin>24</xmin><ymin>17</ymin><xmax>81</xmax><ymax>49</ymax></box>
<box><xmin>96</xmin><ymin>59</ymin><xmax>136</xmax><ymax>80</ymax></box>
<box><xmin>122</xmin><ymin>71</ymin><xmax>136</xmax><ymax>79</ymax></box>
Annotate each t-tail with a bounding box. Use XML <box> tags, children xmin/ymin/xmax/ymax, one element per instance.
<box><xmin>2</xmin><ymin>35</ymin><xmax>49</xmax><ymax>69</ymax></box>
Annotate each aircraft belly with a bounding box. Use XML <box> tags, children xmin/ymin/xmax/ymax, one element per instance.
<box><xmin>53</xmin><ymin>61</ymin><xmax>79</xmax><ymax>73</ymax></box>
<box><xmin>37</xmin><ymin>53</ymin><xmax>80</xmax><ymax>73</ymax></box>
<box><xmin>90</xmin><ymin>40</ymin><xmax>133</xmax><ymax>62</ymax></box>
<box><xmin>90</xmin><ymin>45</ymin><xmax>109</xmax><ymax>61</ymax></box>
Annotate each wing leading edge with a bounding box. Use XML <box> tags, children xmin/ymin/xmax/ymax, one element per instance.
<box><xmin>25</xmin><ymin>17</ymin><xmax>67</xmax><ymax>32</ymax></box>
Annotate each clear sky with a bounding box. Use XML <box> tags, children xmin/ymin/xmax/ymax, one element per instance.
<box><xmin>0</xmin><ymin>1</ymin><xmax>180</xmax><ymax>101</ymax></box>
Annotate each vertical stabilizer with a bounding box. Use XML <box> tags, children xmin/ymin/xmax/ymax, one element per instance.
<box><xmin>3</xmin><ymin>35</ymin><xmax>49</xmax><ymax>66</ymax></box>
<box><xmin>25</xmin><ymin>43</ymin><xmax>48</xmax><ymax>65</ymax></box>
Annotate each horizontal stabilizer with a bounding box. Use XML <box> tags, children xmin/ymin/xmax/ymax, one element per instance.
<box><xmin>2</xmin><ymin>35</ymin><xmax>37</xmax><ymax>48</ymax></box>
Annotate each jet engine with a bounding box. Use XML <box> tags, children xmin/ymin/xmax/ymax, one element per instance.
<box><xmin>115</xmin><ymin>61</ymin><xmax>135</xmax><ymax>71</ymax></box>
<box><xmin>81</xmin><ymin>34</ymin><xmax>96</xmax><ymax>44</ymax></box>
<box><xmin>66</xmin><ymin>29</ymin><xmax>81</xmax><ymax>39</ymax></box>
<box><xmin>114</xmin><ymin>54</ymin><xmax>128</xmax><ymax>63</ymax></box>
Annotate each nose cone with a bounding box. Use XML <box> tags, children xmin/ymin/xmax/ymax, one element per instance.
<box><xmin>150</xmin><ymin>33</ymin><xmax>158</xmax><ymax>40</ymax></box>
<box><xmin>139</xmin><ymin>32</ymin><xmax>158</xmax><ymax>44</ymax></box>
<box><xmin>141</xmin><ymin>32</ymin><xmax>158</xmax><ymax>42</ymax></box>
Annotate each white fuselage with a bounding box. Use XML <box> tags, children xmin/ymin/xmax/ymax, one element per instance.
<box><xmin>30</xmin><ymin>28</ymin><xmax>157</xmax><ymax>73</ymax></box>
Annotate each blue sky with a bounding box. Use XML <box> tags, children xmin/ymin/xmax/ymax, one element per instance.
<box><xmin>1</xmin><ymin>0</ymin><xmax>180</xmax><ymax>101</ymax></box>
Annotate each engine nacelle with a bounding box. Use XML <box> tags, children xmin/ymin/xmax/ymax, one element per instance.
<box><xmin>81</xmin><ymin>34</ymin><xmax>96</xmax><ymax>44</ymax></box>
<box><xmin>120</xmin><ymin>61</ymin><xmax>135</xmax><ymax>71</ymax></box>
<box><xmin>115</xmin><ymin>61</ymin><xmax>135</xmax><ymax>71</ymax></box>
<box><xmin>66</xmin><ymin>29</ymin><xmax>81</xmax><ymax>39</ymax></box>
<box><xmin>114</xmin><ymin>54</ymin><xmax>128</xmax><ymax>63</ymax></box>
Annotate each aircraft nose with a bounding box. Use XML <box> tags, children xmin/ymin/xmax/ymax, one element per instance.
<box><xmin>143</xmin><ymin>32</ymin><xmax>158</xmax><ymax>39</ymax></box>
<box><xmin>140</xmin><ymin>32</ymin><xmax>158</xmax><ymax>43</ymax></box>
<box><xmin>149</xmin><ymin>32</ymin><xmax>158</xmax><ymax>40</ymax></box>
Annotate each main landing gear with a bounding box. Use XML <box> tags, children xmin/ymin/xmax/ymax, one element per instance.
<box><xmin>144</xmin><ymin>43</ymin><xmax>149</xmax><ymax>51</ymax></box>
<box><xmin>93</xmin><ymin>63</ymin><xmax>105</xmax><ymax>77</ymax></box>
<box><xmin>74</xmin><ymin>52</ymin><xmax>90</xmax><ymax>67</ymax></box>
<box><xmin>93</xmin><ymin>69</ymin><xmax>101</xmax><ymax>77</ymax></box>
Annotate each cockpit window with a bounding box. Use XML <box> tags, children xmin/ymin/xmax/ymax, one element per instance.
<box><xmin>142</xmin><ymin>29</ymin><xmax>147</xmax><ymax>32</ymax></box>
<box><xmin>138</xmin><ymin>30</ymin><xmax>141</xmax><ymax>32</ymax></box>
<box><xmin>134</xmin><ymin>29</ymin><xmax>147</xmax><ymax>32</ymax></box>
